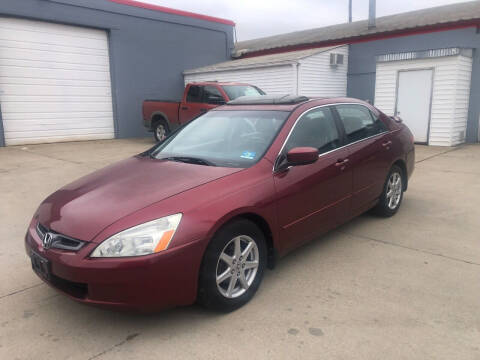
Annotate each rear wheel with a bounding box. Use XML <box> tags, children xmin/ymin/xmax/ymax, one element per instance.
<box><xmin>153</xmin><ymin>119</ymin><xmax>169</xmax><ymax>142</ymax></box>
<box><xmin>198</xmin><ymin>219</ymin><xmax>267</xmax><ymax>312</ymax></box>
<box><xmin>374</xmin><ymin>165</ymin><xmax>404</xmax><ymax>217</ymax></box>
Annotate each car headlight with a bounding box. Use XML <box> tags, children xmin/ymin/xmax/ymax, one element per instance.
<box><xmin>90</xmin><ymin>213</ymin><xmax>182</xmax><ymax>257</ymax></box>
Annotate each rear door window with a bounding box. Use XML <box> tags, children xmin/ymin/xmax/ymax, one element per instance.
<box><xmin>335</xmin><ymin>104</ymin><xmax>387</xmax><ymax>143</ymax></box>
<box><xmin>203</xmin><ymin>86</ymin><xmax>225</xmax><ymax>105</ymax></box>
<box><xmin>284</xmin><ymin>107</ymin><xmax>341</xmax><ymax>155</ymax></box>
<box><xmin>186</xmin><ymin>85</ymin><xmax>203</xmax><ymax>103</ymax></box>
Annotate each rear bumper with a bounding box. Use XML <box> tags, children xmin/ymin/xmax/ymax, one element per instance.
<box><xmin>143</xmin><ymin>117</ymin><xmax>152</xmax><ymax>131</ymax></box>
<box><xmin>25</xmin><ymin>223</ymin><xmax>204</xmax><ymax>311</ymax></box>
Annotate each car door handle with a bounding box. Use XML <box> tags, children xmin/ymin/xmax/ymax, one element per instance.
<box><xmin>382</xmin><ymin>141</ymin><xmax>392</xmax><ymax>148</ymax></box>
<box><xmin>335</xmin><ymin>158</ymin><xmax>349</xmax><ymax>167</ymax></box>
<box><xmin>181</xmin><ymin>106</ymin><xmax>188</xmax><ymax>110</ymax></box>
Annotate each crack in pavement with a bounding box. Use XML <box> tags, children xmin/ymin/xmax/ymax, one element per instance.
<box><xmin>415</xmin><ymin>146</ymin><xmax>462</xmax><ymax>164</ymax></box>
<box><xmin>0</xmin><ymin>283</ymin><xmax>43</xmax><ymax>300</ymax></box>
<box><xmin>88</xmin><ymin>333</ymin><xmax>140</xmax><ymax>360</ymax></box>
<box><xmin>337</xmin><ymin>230</ymin><xmax>480</xmax><ymax>266</ymax></box>
<box><xmin>10</xmin><ymin>147</ymin><xmax>85</xmax><ymax>165</ymax></box>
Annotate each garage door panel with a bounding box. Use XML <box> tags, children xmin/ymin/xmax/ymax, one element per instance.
<box><xmin>0</xmin><ymin>76</ymin><xmax>111</xmax><ymax>87</ymax></box>
<box><xmin>0</xmin><ymin>18</ymin><xmax>106</xmax><ymax>39</ymax></box>
<box><xmin>0</xmin><ymin>18</ymin><xmax>114</xmax><ymax>145</ymax></box>
<box><xmin>6</xmin><ymin>127</ymin><xmax>114</xmax><ymax>136</ymax></box>
<box><xmin>4</xmin><ymin>117</ymin><xmax>112</xmax><ymax>129</ymax></box>
<box><xmin>5</xmin><ymin>132</ymin><xmax>114</xmax><ymax>146</ymax></box>
<box><xmin>0</xmin><ymin>32</ymin><xmax>108</xmax><ymax>51</ymax></box>
<box><xmin>0</xmin><ymin>39</ymin><xmax>108</xmax><ymax>57</ymax></box>
<box><xmin>0</xmin><ymin>57</ymin><xmax>110</xmax><ymax>72</ymax></box>
<box><xmin>2</xmin><ymin>101</ymin><xmax>113</xmax><ymax>113</ymax></box>
<box><xmin>0</xmin><ymin>84</ymin><xmax>111</xmax><ymax>96</ymax></box>
<box><xmin>4</xmin><ymin>111</ymin><xmax>113</xmax><ymax>120</ymax></box>
<box><xmin>1</xmin><ymin>95</ymin><xmax>112</xmax><ymax>103</ymax></box>
<box><xmin>0</xmin><ymin>65</ymin><xmax>111</xmax><ymax>81</ymax></box>
<box><xmin>0</xmin><ymin>48</ymin><xmax>109</xmax><ymax>67</ymax></box>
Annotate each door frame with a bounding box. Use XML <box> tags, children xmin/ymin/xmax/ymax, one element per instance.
<box><xmin>394</xmin><ymin>67</ymin><xmax>435</xmax><ymax>145</ymax></box>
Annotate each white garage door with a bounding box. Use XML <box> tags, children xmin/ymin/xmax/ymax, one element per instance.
<box><xmin>0</xmin><ymin>17</ymin><xmax>115</xmax><ymax>145</ymax></box>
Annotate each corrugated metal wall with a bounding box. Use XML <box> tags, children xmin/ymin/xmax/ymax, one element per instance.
<box><xmin>374</xmin><ymin>55</ymin><xmax>472</xmax><ymax>146</ymax></box>
<box><xmin>298</xmin><ymin>46</ymin><xmax>348</xmax><ymax>97</ymax></box>
<box><xmin>184</xmin><ymin>65</ymin><xmax>295</xmax><ymax>95</ymax></box>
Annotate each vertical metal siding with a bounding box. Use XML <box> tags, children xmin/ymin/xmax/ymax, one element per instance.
<box><xmin>184</xmin><ymin>65</ymin><xmax>295</xmax><ymax>95</ymax></box>
<box><xmin>298</xmin><ymin>46</ymin><xmax>349</xmax><ymax>97</ymax></box>
<box><xmin>452</xmin><ymin>56</ymin><xmax>473</xmax><ymax>145</ymax></box>
<box><xmin>374</xmin><ymin>55</ymin><xmax>472</xmax><ymax>146</ymax></box>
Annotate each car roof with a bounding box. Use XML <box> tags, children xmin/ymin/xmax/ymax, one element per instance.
<box><xmin>213</xmin><ymin>95</ymin><xmax>369</xmax><ymax>112</ymax></box>
<box><xmin>187</xmin><ymin>81</ymin><xmax>255</xmax><ymax>86</ymax></box>
<box><xmin>227</xmin><ymin>94</ymin><xmax>310</xmax><ymax>105</ymax></box>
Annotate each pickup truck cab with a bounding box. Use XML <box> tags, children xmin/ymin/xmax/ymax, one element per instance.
<box><xmin>143</xmin><ymin>82</ymin><xmax>265</xmax><ymax>141</ymax></box>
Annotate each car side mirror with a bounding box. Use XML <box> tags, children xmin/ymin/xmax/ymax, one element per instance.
<box><xmin>286</xmin><ymin>147</ymin><xmax>319</xmax><ymax>166</ymax></box>
<box><xmin>391</xmin><ymin>115</ymin><xmax>403</xmax><ymax>123</ymax></box>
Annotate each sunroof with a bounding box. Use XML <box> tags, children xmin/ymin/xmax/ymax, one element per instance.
<box><xmin>227</xmin><ymin>94</ymin><xmax>310</xmax><ymax>105</ymax></box>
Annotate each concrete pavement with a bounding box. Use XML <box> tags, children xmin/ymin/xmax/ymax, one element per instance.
<box><xmin>0</xmin><ymin>139</ymin><xmax>479</xmax><ymax>359</ymax></box>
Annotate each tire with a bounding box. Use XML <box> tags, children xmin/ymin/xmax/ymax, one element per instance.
<box><xmin>198</xmin><ymin>219</ymin><xmax>267</xmax><ymax>312</ymax></box>
<box><xmin>153</xmin><ymin>119</ymin><xmax>169</xmax><ymax>142</ymax></box>
<box><xmin>374</xmin><ymin>165</ymin><xmax>405</xmax><ymax>217</ymax></box>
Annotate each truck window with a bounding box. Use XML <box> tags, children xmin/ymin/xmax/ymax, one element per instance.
<box><xmin>186</xmin><ymin>85</ymin><xmax>202</xmax><ymax>103</ymax></box>
<box><xmin>222</xmin><ymin>85</ymin><xmax>264</xmax><ymax>100</ymax></box>
<box><xmin>203</xmin><ymin>86</ymin><xmax>225</xmax><ymax>105</ymax></box>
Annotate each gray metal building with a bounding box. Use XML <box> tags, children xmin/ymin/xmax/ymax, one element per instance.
<box><xmin>0</xmin><ymin>0</ymin><xmax>234</xmax><ymax>146</ymax></box>
<box><xmin>234</xmin><ymin>1</ymin><xmax>480</xmax><ymax>146</ymax></box>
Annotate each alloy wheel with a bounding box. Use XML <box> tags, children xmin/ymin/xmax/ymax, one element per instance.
<box><xmin>386</xmin><ymin>172</ymin><xmax>402</xmax><ymax>210</ymax></box>
<box><xmin>216</xmin><ymin>235</ymin><xmax>259</xmax><ymax>299</ymax></box>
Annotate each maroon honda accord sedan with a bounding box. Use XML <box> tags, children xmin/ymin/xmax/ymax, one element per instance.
<box><xmin>25</xmin><ymin>95</ymin><xmax>414</xmax><ymax>312</ymax></box>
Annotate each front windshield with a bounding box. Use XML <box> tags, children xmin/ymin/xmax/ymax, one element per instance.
<box><xmin>151</xmin><ymin>110</ymin><xmax>289</xmax><ymax>168</ymax></box>
<box><xmin>222</xmin><ymin>85</ymin><xmax>265</xmax><ymax>100</ymax></box>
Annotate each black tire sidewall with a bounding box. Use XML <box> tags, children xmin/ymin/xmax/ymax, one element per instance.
<box><xmin>198</xmin><ymin>219</ymin><xmax>267</xmax><ymax>312</ymax></box>
<box><xmin>376</xmin><ymin>165</ymin><xmax>404</xmax><ymax>217</ymax></box>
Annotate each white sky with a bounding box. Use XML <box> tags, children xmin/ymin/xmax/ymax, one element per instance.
<box><xmin>139</xmin><ymin>0</ymin><xmax>471</xmax><ymax>41</ymax></box>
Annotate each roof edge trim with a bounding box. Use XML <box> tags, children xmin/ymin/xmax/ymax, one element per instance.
<box><xmin>234</xmin><ymin>20</ymin><xmax>480</xmax><ymax>58</ymax></box>
<box><xmin>109</xmin><ymin>0</ymin><xmax>235</xmax><ymax>26</ymax></box>
<box><xmin>183</xmin><ymin>60</ymin><xmax>297</xmax><ymax>75</ymax></box>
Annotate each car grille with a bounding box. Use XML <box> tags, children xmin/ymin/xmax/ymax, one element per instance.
<box><xmin>36</xmin><ymin>223</ymin><xmax>87</xmax><ymax>251</ymax></box>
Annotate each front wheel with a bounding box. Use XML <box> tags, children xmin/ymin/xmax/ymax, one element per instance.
<box><xmin>374</xmin><ymin>165</ymin><xmax>405</xmax><ymax>217</ymax></box>
<box><xmin>198</xmin><ymin>219</ymin><xmax>267</xmax><ymax>312</ymax></box>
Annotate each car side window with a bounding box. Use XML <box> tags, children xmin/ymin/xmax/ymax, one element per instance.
<box><xmin>335</xmin><ymin>104</ymin><xmax>387</xmax><ymax>143</ymax></box>
<box><xmin>284</xmin><ymin>107</ymin><xmax>341</xmax><ymax>155</ymax></box>
<box><xmin>186</xmin><ymin>85</ymin><xmax>202</xmax><ymax>103</ymax></box>
<box><xmin>203</xmin><ymin>86</ymin><xmax>225</xmax><ymax>105</ymax></box>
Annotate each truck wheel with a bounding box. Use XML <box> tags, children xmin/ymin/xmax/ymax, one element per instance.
<box><xmin>153</xmin><ymin>120</ymin><xmax>169</xmax><ymax>142</ymax></box>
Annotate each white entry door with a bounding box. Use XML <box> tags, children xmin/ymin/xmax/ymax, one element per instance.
<box><xmin>0</xmin><ymin>17</ymin><xmax>115</xmax><ymax>145</ymax></box>
<box><xmin>395</xmin><ymin>69</ymin><xmax>433</xmax><ymax>143</ymax></box>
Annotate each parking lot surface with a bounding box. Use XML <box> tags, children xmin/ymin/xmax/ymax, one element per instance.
<box><xmin>0</xmin><ymin>139</ymin><xmax>479</xmax><ymax>359</ymax></box>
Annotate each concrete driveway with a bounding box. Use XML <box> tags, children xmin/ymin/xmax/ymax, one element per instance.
<box><xmin>0</xmin><ymin>139</ymin><xmax>479</xmax><ymax>359</ymax></box>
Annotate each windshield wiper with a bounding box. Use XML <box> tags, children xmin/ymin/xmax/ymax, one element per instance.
<box><xmin>161</xmin><ymin>156</ymin><xmax>216</xmax><ymax>166</ymax></box>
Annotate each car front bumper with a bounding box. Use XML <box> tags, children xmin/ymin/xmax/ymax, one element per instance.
<box><xmin>25</xmin><ymin>222</ymin><xmax>205</xmax><ymax>311</ymax></box>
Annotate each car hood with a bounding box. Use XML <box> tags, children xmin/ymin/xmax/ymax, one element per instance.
<box><xmin>37</xmin><ymin>156</ymin><xmax>241</xmax><ymax>241</ymax></box>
